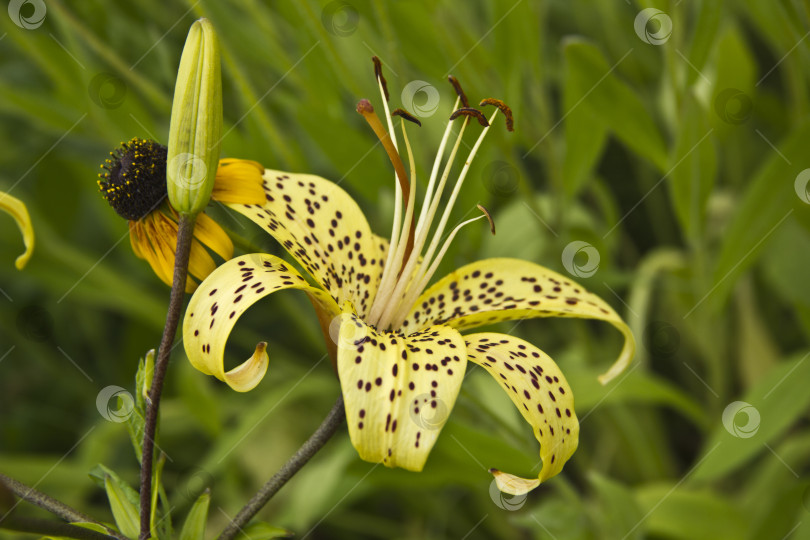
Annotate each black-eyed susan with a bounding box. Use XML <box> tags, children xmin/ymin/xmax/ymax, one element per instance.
<box><xmin>182</xmin><ymin>60</ymin><xmax>635</xmax><ymax>496</ymax></box>
<box><xmin>0</xmin><ymin>191</ymin><xmax>34</xmax><ymax>269</ymax></box>
<box><xmin>98</xmin><ymin>137</ymin><xmax>265</xmax><ymax>292</ymax></box>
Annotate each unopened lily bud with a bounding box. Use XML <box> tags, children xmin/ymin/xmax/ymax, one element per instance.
<box><xmin>167</xmin><ymin>18</ymin><xmax>222</xmax><ymax>216</ymax></box>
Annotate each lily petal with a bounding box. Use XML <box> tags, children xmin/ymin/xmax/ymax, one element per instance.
<box><xmin>465</xmin><ymin>332</ymin><xmax>579</xmax><ymax>495</ymax></box>
<box><xmin>230</xmin><ymin>169</ymin><xmax>385</xmax><ymax>318</ymax></box>
<box><xmin>0</xmin><ymin>191</ymin><xmax>35</xmax><ymax>269</ymax></box>
<box><xmin>183</xmin><ymin>253</ymin><xmax>340</xmax><ymax>391</ymax></box>
<box><xmin>336</xmin><ymin>312</ymin><xmax>467</xmax><ymax>471</ymax></box>
<box><xmin>402</xmin><ymin>258</ymin><xmax>635</xmax><ymax>384</ymax></box>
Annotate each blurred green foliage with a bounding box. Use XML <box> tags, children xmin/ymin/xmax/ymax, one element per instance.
<box><xmin>1</xmin><ymin>0</ymin><xmax>810</xmax><ymax>538</ymax></box>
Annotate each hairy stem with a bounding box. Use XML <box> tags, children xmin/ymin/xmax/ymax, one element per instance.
<box><xmin>139</xmin><ymin>213</ymin><xmax>196</xmax><ymax>540</ymax></box>
<box><xmin>0</xmin><ymin>473</ymin><xmax>127</xmax><ymax>540</ymax></box>
<box><xmin>218</xmin><ymin>396</ymin><xmax>346</xmax><ymax>540</ymax></box>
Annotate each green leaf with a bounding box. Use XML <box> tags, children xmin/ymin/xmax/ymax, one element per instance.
<box><xmin>104</xmin><ymin>475</ymin><xmax>140</xmax><ymax>539</ymax></box>
<box><xmin>176</xmin><ymin>358</ymin><xmax>221</xmax><ymax>437</ymax></box>
<box><xmin>234</xmin><ymin>522</ymin><xmax>293</xmax><ymax>540</ymax></box>
<box><xmin>761</xmin><ymin>218</ymin><xmax>810</xmax><ymax>310</ymax></box>
<box><xmin>684</xmin><ymin>0</ymin><xmax>724</xmax><ymax>86</ymax></box>
<box><xmin>691</xmin><ymin>351</ymin><xmax>810</xmax><ymax>482</ymax></box>
<box><xmin>588</xmin><ymin>472</ymin><xmax>644</xmax><ymax>540</ymax></box>
<box><xmin>668</xmin><ymin>92</ymin><xmax>716</xmax><ymax>242</ymax></box>
<box><xmin>282</xmin><ymin>442</ymin><xmax>356</xmax><ymax>530</ymax></box>
<box><xmin>124</xmin><ymin>349</ymin><xmax>154</xmax><ymax>465</ymax></box>
<box><xmin>568</xmin><ymin>366</ymin><xmax>707</xmax><ymax>429</ymax></box>
<box><xmin>709</xmin><ymin>121</ymin><xmax>810</xmax><ymax>310</ymax></box>
<box><xmin>635</xmin><ymin>484</ymin><xmax>749</xmax><ymax>540</ymax></box>
<box><xmin>69</xmin><ymin>522</ymin><xmax>117</xmax><ymax>536</ymax></box>
<box><xmin>138</xmin><ymin>349</ymin><xmax>155</xmax><ymax>409</ymax></box>
<box><xmin>179</xmin><ymin>490</ymin><xmax>210</xmax><ymax>540</ymax></box>
<box><xmin>562</xmin><ymin>60</ymin><xmax>608</xmax><ymax>198</ymax></box>
<box><xmin>711</xmin><ymin>24</ymin><xmax>756</xmax><ymax>119</ymax></box>
<box><xmin>563</xmin><ymin>39</ymin><xmax>668</xmax><ymax>171</ymax></box>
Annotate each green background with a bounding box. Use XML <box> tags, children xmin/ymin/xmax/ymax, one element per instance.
<box><xmin>1</xmin><ymin>0</ymin><xmax>810</xmax><ymax>538</ymax></box>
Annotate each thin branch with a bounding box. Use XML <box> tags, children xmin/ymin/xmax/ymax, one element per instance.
<box><xmin>0</xmin><ymin>473</ymin><xmax>126</xmax><ymax>540</ymax></box>
<box><xmin>218</xmin><ymin>396</ymin><xmax>346</xmax><ymax>540</ymax></box>
<box><xmin>139</xmin><ymin>213</ymin><xmax>196</xmax><ymax>540</ymax></box>
<box><xmin>0</xmin><ymin>516</ymin><xmax>118</xmax><ymax>540</ymax></box>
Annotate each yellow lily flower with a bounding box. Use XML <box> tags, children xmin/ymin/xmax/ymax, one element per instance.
<box><xmin>182</xmin><ymin>64</ymin><xmax>635</xmax><ymax>496</ymax></box>
<box><xmin>0</xmin><ymin>191</ymin><xmax>35</xmax><ymax>269</ymax></box>
<box><xmin>98</xmin><ymin>138</ymin><xmax>265</xmax><ymax>292</ymax></box>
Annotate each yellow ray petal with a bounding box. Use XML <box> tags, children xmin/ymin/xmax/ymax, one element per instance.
<box><xmin>465</xmin><ymin>332</ymin><xmax>579</xmax><ymax>495</ymax></box>
<box><xmin>0</xmin><ymin>191</ymin><xmax>35</xmax><ymax>269</ymax></box>
<box><xmin>183</xmin><ymin>253</ymin><xmax>340</xmax><ymax>391</ymax></box>
<box><xmin>212</xmin><ymin>159</ymin><xmax>265</xmax><ymax>205</ymax></box>
<box><xmin>193</xmin><ymin>212</ymin><xmax>234</xmax><ymax>261</ymax></box>
<box><xmin>228</xmin><ymin>169</ymin><xmax>385</xmax><ymax>318</ymax></box>
<box><xmin>156</xmin><ymin>212</ymin><xmax>217</xmax><ymax>286</ymax></box>
<box><xmin>402</xmin><ymin>258</ymin><xmax>635</xmax><ymax>384</ymax></box>
<box><xmin>133</xmin><ymin>215</ymin><xmax>173</xmax><ymax>287</ymax></box>
<box><xmin>336</xmin><ymin>311</ymin><xmax>467</xmax><ymax>471</ymax></box>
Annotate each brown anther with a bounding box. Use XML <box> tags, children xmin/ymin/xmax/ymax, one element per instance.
<box><xmin>372</xmin><ymin>56</ymin><xmax>390</xmax><ymax>102</ymax></box>
<box><xmin>447</xmin><ymin>76</ymin><xmax>469</xmax><ymax>107</ymax></box>
<box><xmin>356</xmin><ymin>99</ymin><xmax>374</xmax><ymax>115</ymax></box>
<box><xmin>392</xmin><ymin>108</ymin><xmax>422</xmax><ymax>127</ymax></box>
<box><xmin>480</xmin><ymin>98</ymin><xmax>514</xmax><ymax>131</ymax></box>
<box><xmin>477</xmin><ymin>204</ymin><xmax>496</xmax><ymax>235</ymax></box>
<box><xmin>450</xmin><ymin>107</ymin><xmax>490</xmax><ymax>127</ymax></box>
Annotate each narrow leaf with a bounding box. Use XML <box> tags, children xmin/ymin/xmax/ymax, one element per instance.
<box><xmin>179</xmin><ymin>490</ymin><xmax>210</xmax><ymax>540</ymax></box>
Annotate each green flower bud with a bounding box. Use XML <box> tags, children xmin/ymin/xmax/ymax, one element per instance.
<box><xmin>166</xmin><ymin>18</ymin><xmax>222</xmax><ymax>216</ymax></box>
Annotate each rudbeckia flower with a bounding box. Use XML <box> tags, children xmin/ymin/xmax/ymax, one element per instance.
<box><xmin>98</xmin><ymin>137</ymin><xmax>265</xmax><ymax>292</ymax></box>
<box><xmin>0</xmin><ymin>191</ymin><xmax>34</xmax><ymax>269</ymax></box>
<box><xmin>182</xmin><ymin>62</ymin><xmax>635</xmax><ymax>495</ymax></box>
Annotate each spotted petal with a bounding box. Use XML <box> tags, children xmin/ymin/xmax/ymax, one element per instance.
<box><xmin>401</xmin><ymin>258</ymin><xmax>635</xmax><ymax>383</ymax></box>
<box><xmin>230</xmin><ymin>169</ymin><xmax>386</xmax><ymax>318</ymax></box>
<box><xmin>336</xmin><ymin>312</ymin><xmax>467</xmax><ymax>471</ymax></box>
<box><xmin>465</xmin><ymin>333</ymin><xmax>578</xmax><ymax>495</ymax></box>
<box><xmin>183</xmin><ymin>253</ymin><xmax>339</xmax><ymax>391</ymax></box>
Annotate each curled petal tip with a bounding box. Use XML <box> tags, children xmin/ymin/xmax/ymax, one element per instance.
<box><xmin>223</xmin><ymin>341</ymin><xmax>269</xmax><ymax>392</ymax></box>
<box><xmin>0</xmin><ymin>192</ymin><xmax>35</xmax><ymax>270</ymax></box>
<box><xmin>490</xmin><ymin>469</ymin><xmax>541</xmax><ymax>496</ymax></box>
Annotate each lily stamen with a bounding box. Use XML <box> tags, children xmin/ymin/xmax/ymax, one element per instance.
<box><xmin>480</xmin><ymin>98</ymin><xmax>514</xmax><ymax>131</ymax></box>
<box><xmin>416</xmin><ymin>72</ymin><xmax>470</xmax><ymax>241</ymax></box>
<box><xmin>448</xmin><ymin>75</ymin><xmax>470</xmax><ymax>108</ymax></box>
<box><xmin>391</xmin><ymin>108</ymin><xmax>422</xmax><ymax>127</ymax></box>
<box><xmin>372</xmin><ymin>56</ymin><xmax>390</xmax><ymax>102</ymax></box>
<box><xmin>375</xmin><ymin>109</ymin><xmax>500</xmax><ymax>330</ymax></box>
<box><xmin>389</xmin><ymin>205</ymin><xmax>496</xmax><ymax>330</ymax></box>
<box><xmin>449</xmin><ymin>107</ymin><xmax>490</xmax><ymax>127</ymax></box>
<box><xmin>368</xmin><ymin>95</ymin><xmax>468</xmax><ymax>326</ymax></box>
<box><xmin>382</xmin><ymin>120</ymin><xmax>419</xmax><ymax>309</ymax></box>
<box><xmin>477</xmin><ymin>203</ymin><xmax>496</xmax><ymax>235</ymax></box>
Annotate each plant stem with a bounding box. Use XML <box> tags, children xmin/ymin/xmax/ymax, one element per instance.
<box><xmin>218</xmin><ymin>396</ymin><xmax>346</xmax><ymax>540</ymax></box>
<box><xmin>139</xmin><ymin>213</ymin><xmax>196</xmax><ymax>540</ymax></box>
<box><xmin>0</xmin><ymin>516</ymin><xmax>119</xmax><ymax>540</ymax></box>
<box><xmin>0</xmin><ymin>473</ymin><xmax>127</xmax><ymax>540</ymax></box>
